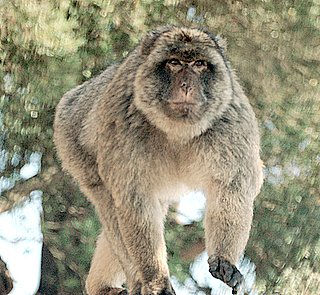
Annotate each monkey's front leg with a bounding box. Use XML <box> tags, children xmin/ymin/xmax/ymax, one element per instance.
<box><xmin>85</xmin><ymin>186</ymin><xmax>142</xmax><ymax>295</ymax></box>
<box><xmin>113</xmin><ymin>191</ymin><xmax>175</xmax><ymax>295</ymax></box>
<box><xmin>204</xmin><ymin>182</ymin><xmax>254</xmax><ymax>294</ymax></box>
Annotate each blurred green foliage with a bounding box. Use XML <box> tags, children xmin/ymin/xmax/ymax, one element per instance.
<box><xmin>0</xmin><ymin>0</ymin><xmax>319</xmax><ymax>294</ymax></box>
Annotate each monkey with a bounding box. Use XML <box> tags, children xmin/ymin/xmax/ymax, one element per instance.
<box><xmin>53</xmin><ymin>26</ymin><xmax>263</xmax><ymax>295</ymax></box>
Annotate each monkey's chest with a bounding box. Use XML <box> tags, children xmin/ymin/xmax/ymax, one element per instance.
<box><xmin>157</xmin><ymin>147</ymin><xmax>210</xmax><ymax>191</ymax></box>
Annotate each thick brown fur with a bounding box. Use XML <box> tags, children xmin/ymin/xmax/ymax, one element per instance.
<box><xmin>53</xmin><ymin>26</ymin><xmax>263</xmax><ymax>295</ymax></box>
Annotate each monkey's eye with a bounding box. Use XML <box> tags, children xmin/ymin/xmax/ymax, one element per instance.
<box><xmin>194</xmin><ymin>60</ymin><xmax>207</xmax><ymax>67</ymax></box>
<box><xmin>167</xmin><ymin>59</ymin><xmax>181</xmax><ymax>66</ymax></box>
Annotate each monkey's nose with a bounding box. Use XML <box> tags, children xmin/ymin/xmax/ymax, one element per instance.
<box><xmin>181</xmin><ymin>82</ymin><xmax>192</xmax><ymax>94</ymax></box>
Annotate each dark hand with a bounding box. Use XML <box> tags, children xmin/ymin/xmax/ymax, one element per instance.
<box><xmin>98</xmin><ymin>287</ymin><xmax>128</xmax><ymax>295</ymax></box>
<box><xmin>208</xmin><ymin>256</ymin><xmax>243</xmax><ymax>294</ymax></box>
<box><xmin>141</xmin><ymin>278</ymin><xmax>176</xmax><ymax>295</ymax></box>
<box><xmin>158</xmin><ymin>286</ymin><xmax>176</xmax><ymax>295</ymax></box>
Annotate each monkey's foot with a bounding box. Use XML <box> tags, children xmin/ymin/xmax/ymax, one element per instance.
<box><xmin>98</xmin><ymin>287</ymin><xmax>128</xmax><ymax>295</ymax></box>
<box><xmin>208</xmin><ymin>256</ymin><xmax>243</xmax><ymax>294</ymax></box>
<box><xmin>158</xmin><ymin>286</ymin><xmax>176</xmax><ymax>295</ymax></box>
<box><xmin>130</xmin><ymin>282</ymin><xmax>142</xmax><ymax>295</ymax></box>
<box><xmin>142</xmin><ymin>278</ymin><xmax>176</xmax><ymax>295</ymax></box>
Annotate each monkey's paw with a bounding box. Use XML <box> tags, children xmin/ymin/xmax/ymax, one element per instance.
<box><xmin>98</xmin><ymin>287</ymin><xmax>128</xmax><ymax>295</ymax></box>
<box><xmin>141</xmin><ymin>278</ymin><xmax>176</xmax><ymax>295</ymax></box>
<box><xmin>158</xmin><ymin>286</ymin><xmax>176</xmax><ymax>295</ymax></box>
<box><xmin>208</xmin><ymin>256</ymin><xmax>243</xmax><ymax>294</ymax></box>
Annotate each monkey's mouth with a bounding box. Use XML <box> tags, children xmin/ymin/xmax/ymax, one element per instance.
<box><xmin>165</xmin><ymin>101</ymin><xmax>201</xmax><ymax>119</ymax></box>
<box><xmin>171</xmin><ymin>101</ymin><xmax>196</xmax><ymax>111</ymax></box>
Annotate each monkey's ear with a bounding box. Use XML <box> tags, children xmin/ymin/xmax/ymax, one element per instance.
<box><xmin>202</xmin><ymin>30</ymin><xmax>228</xmax><ymax>53</ymax></box>
<box><xmin>140</xmin><ymin>26</ymin><xmax>173</xmax><ymax>56</ymax></box>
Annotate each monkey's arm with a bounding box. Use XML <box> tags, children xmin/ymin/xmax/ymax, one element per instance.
<box><xmin>204</xmin><ymin>166</ymin><xmax>262</xmax><ymax>293</ymax></box>
<box><xmin>111</xmin><ymin>188</ymin><xmax>174</xmax><ymax>295</ymax></box>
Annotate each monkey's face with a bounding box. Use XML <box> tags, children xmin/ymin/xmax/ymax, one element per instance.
<box><xmin>156</xmin><ymin>57</ymin><xmax>213</xmax><ymax>119</ymax></box>
<box><xmin>134</xmin><ymin>27</ymin><xmax>233</xmax><ymax>137</ymax></box>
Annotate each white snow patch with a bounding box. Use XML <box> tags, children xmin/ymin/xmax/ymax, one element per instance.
<box><xmin>3</xmin><ymin>74</ymin><xmax>15</xmax><ymax>94</ymax></box>
<box><xmin>285</xmin><ymin>161</ymin><xmax>301</xmax><ymax>178</ymax></box>
<box><xmin>0</xmin><ymin>175</ymin><xmax>16</xmax><ymax>195</ymax></box>
<box><xmin>298</xmin><ymin>139</ymin><xmax>310</xmax><ymax>151</ymax></box>
<box><xmin>176</xmin><ymin>191</ymin><xmax>206</xmax><ymax>225</ymax></box>
<box><xmin>191</xmin><ymin>252</ymin><xmax>228</xmax><ymax>293</ymax></box>
<box><xmin>11</xmin><ymin>152</ymin><xmax>21</xmax><ymax>167</ymax></box>
<box><xmin>20</xmin><ymin>152</ymin><xmax>42</xmax><ymax>180</ymax></box>
<box><xmin>264</xmin><ymin>119</ymin><xmax>275</xmax><ymax>131</ymax></box>
<box><xmin>0</xmin><ymin>190</ymin><xmax>43</xmax><ymax>295</ymax></box>
<box><xmin>187</xmin><ymin>6</ymin><xmax>196</xmax><ymax>21</ymax></box>
<box><xmin>266</xmin><ymin>165</ymin><xmax>284</xmax><ymax>185</ymax></box>
<box><xmin>0</xmin><ymin>149</ymin><xmax>8</xmax><ymax>172</ymax></box>
<box><xmin>171</xmin><ymin>276</ymin><xmax>205</xmax><ymax>295</ymax></box>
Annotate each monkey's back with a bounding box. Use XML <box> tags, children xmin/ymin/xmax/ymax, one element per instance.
<box><xmin>53</xmin><ymin>64</ymin><xmax>119</xmax><ymax>188</ymax></box>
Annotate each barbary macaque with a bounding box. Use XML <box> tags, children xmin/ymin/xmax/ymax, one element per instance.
<box><xmin>54</xmin><ymin>26</ymin><xmax>263</xmax><ymax>295</ymax></box>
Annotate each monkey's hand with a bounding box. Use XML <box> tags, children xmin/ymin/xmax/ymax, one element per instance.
<box><xmin>97</xmin><ymin>287</ymin><xmax>128</xmax><ymax>295</ymax></box>
<box><xmin>208</xmin><ymin>256</ymin><xmax>243</xmax><ymax>294</ymax></box>
<box><xmin>141</xmin><ymin>277</ymin><xmax>176</xmax><ymax>295</ymax></box>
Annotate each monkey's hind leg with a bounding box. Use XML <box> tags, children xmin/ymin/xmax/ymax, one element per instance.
<box><xmin>86</xmin><ymin>232</ymin><xmax>127</xmax><ymax>295</ymax></box>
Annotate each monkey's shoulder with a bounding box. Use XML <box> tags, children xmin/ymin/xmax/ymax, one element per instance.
<box><xmin>206</xmin><ymin>98</ymin><xmax>259</xmax><ymax>137</ymax></box>
<box><xmin>66</xmin><ymin>64</ymin><xmax>119</xmax><ymax>104</ymax></box>
<box><xmin>192</xmin><ymin>100</ymin><xmax>261</xmax><ymax>165</ymax></box>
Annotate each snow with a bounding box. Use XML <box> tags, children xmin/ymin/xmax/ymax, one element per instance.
<box><xmin>176</xmin><ymin>191</ymin><xmax>206</xmax><ymax>225</ymax></box>
<box><xmin>0</xmin><ymin>175</ymin><xmax>16</xmax><ymax>195</ymax></box>
<box><xmin>0</xmin><ymin>149</ymin><xmax>8</xmax><ymax>172</ymax></box>
<box><xmin>187</xmin><ymin>7</ymin><xmax>197</xmax><ymax>21</ymax></box>
<box><xmin>11</xmin><ymin>153</ymin><xmax>21</xmax><ymax>167</ymax></box>
<box><xmin>171</xmin><ymin>276</ymin><xmax>205</xmax><ymax>295</ymax></box>
<box><xmin>0</xmin><ymin>190</ymin><xmax>43</xmax><ymax>295</ymax></box>
<box><xmin>0</xmin><ymin>152</ymin><xmax>42</xmax><ymax>196</ymax></box>
<box><xmin>266</xmin><ymin>165</ymin><xmax>284</xmax><ymax>185</ymax></box>
<box><xmin>264</xmin><ymin>119</ymin><xmax>275</xmax><ymax>131</ymax></box>
<box><xmin>3</xmin><ymin>74</ymin><xmax>15</xmax><ymax>94</ymax></box>
<box><xmin>20</xmin><ymin>152</ymin><xmax>42</xmax><ymax>180</ymax></box>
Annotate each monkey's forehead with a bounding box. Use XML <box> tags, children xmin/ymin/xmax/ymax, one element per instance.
<box><xmin>165</xmin><ymin>44</ymin><xmax>209</xmax><ymax>61</ymax></box>
<box><xmin>153</xmin><ymin>27</ymin><xmax>217</xmax><ymax>60</ymax></box>
<box><xmin>161</xmin><ymin>27</ymin><xmax>213</xmax><ymax>44</ymax></box>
